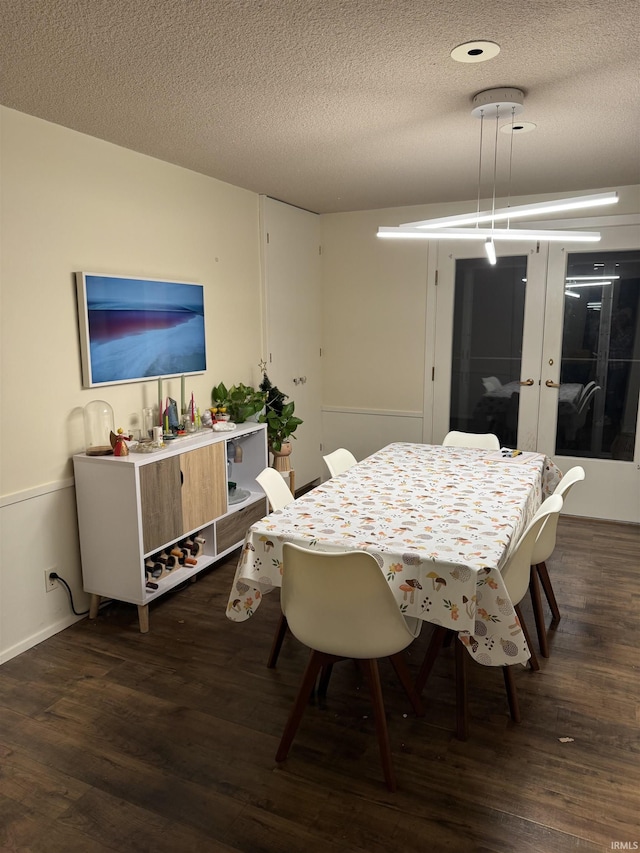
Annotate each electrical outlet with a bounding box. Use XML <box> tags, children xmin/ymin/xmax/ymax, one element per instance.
<box><xmin>45</xmin><ymin>568</ymin><xmax>58</xmax><ymax>592</ymax></box>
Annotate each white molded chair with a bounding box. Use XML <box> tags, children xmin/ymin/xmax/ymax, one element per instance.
<box><xmin>529</xmin><ymin>466</ymin><xmax>586</xmax><ymax>657</ymax></box>
<box><xmin>442</xmin><ymin>430</ymin><xmax>500</xmax><ymax>450</ymax></box>
<box><xmin>256</xmin><ymin>466</ymin><xmax>295</xmax><ymax>511</ymax></box>
<box><xmin>275</xmin><ymin>543</ymin><xmax>423</xmax><ymax>792</ymax></box>
<box><xmin>255</xmin><ymin>467</ymin><xmax>295</xmax><ymax>668</ymax></box>
<box><xmin>565</xmin><ymin>385</ymin><xmax>600</xmax><ymax>443</ymax></box>
<box><xmin>323</xmin><ymin>448</ymin><xmax>357</xmax><ymax>477</ymax></box>
<box><xmin>416</xmin><ymin>495</ymin><xmax>563</xmax><ymax>740</ymax></box>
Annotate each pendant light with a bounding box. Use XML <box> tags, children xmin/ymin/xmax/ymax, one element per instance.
<box><xmin>377</xmin><ymin>87</ymin><xmax>618</xmax><ymax>251</ymax></box>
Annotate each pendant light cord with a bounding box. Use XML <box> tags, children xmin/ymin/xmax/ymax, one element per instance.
<box><xmin>490</xmin><ymin>104</ymin><xmax>499</xmax><ymax>236</ymax></box>
<box><xmin>476</xmin><ymin>110</ymin><xmax>484</xmax><ymax>228</ymax></box>
<box><xmin>506</xmin><ymin>106</ymin><xmax>516</xmax><ymax>229</ymax></box>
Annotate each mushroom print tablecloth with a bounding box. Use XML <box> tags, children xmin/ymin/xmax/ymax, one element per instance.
<box><xmin>226</xmin><ymin>443</ymin><xmax>562</xmax><ymax>667</ymax></box>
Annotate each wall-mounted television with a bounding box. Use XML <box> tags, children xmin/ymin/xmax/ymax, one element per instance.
<box><xmin>76</xmin><ymin>272</ymin><xmax>207</xmax><ymax>388</ymax></box>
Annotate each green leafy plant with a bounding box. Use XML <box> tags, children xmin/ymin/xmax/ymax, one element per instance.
<box><xmin>259</xmin><ymin>373</ymin><xmax>303</xmax><ymax>451</ymax></box>
<box><xmin>211</xmin><ymin>382</ymin><xmax>264</xmax><ymax>423</ymax></box>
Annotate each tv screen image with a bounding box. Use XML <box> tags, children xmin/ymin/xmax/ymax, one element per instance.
<box><xmin>76</xmin><ymin>273</ymin><xmax>207</xmax><ymax>387</ymax></box>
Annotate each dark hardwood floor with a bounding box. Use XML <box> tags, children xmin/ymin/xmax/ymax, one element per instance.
<box><xmin>1</xmin><ymin>516</ymin><xmax>638</xmax><ymax>852</ymax></box>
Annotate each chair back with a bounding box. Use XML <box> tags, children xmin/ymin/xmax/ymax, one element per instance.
<box><xmin>281</xmin><ymin>543</ymin><xmax>418</xmax><ymax>659</ymax></box>
<box><xmin>443</xmin><ymin>430</ymin><xmax>500</xmax><ymax>450</ymax></box>
<box><xmin>323</xmin><ymin>448</ymin><xmax>358</xmax><ymax>477</ymax></box>
<box><xmin>256</xmin><ymin>467</ymin><xmax>294</xmax><ymax>512</ymax></box>
<box><xmin>530</xmin><ymin>466</ymin><xmax>586</xmax><ymax>564</ymax></box>
<box><xmin>501</xmin><ymin>495</ymin><xmax>563</xmax><ymax>605</ymax></box>
<box><xmin>577</xmin><ymin>384</ymin><xmax>600</xmax><ymax>415</ymax></box>
<box><xmin>576</xmin><ymin>380</ymin><xmax>596</xmax><ymax>410</ymax></box>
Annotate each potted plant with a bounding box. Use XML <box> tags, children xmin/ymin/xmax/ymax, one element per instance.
<box><xmin>259</xmin><ymin>373</ymin><xmax>303</xmax><ymax>469</ymax></box>
<box><xmin>211</xmin><ymin>382</ymin><xmax>264</xmax><ymax>424</ymax></box>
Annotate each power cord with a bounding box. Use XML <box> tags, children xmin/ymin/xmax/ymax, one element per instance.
<box><xmin>49</xmin><ymin>572</ymin><xmax>111</xmax><ymax>616</ymax></box>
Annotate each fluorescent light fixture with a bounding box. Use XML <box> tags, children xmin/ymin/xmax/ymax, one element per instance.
<box><xmin>564</xmin><ymin>290</ymin><xmax>580</xmax><ymax>298</ymax></box>
<box><xmin>400</xmin><ymin>192</ymin><xmax>618</xmax><ymax>229</ymax></box>
<box><xmin>564</xmin><ymin>280</ymin><xmax>612</xmax><ymax>288</ymax></box>
<box><xmin>484</xmin><ymin>239</ymin><xmax>497</xmax><ymax>265</ymax></box>
<box><xmin>377</xmin><ymin>226</ymin><xmax>601</xmax><ymax>242</ymax></box>
<box><xmin>565</xmin><ymin>275</ymin><xmax>620</xmax><ymax>281</ymax></box>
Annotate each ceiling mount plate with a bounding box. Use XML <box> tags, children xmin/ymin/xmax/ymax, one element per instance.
<box><xmin>500</xmin><ymin>120</ymin><xmax>537</xmax><ymax>135</ymax></box>
<box><xmin>450</xmin><ymin>41</ymin><xmax>501</xmax><ymax>63</ymax></box>
<box><xmin>471</xmin><ymin>87</ymin><xmax>525</xmax><ymax>119</ymax></box>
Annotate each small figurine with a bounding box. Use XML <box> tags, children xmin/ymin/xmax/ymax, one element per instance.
<box><xmin>110</xmin><ymin>429</ymin><xmax>130</xmax><ymax>457</ymax></box>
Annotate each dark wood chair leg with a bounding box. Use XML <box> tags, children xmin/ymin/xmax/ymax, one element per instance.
<box><xmin>317</xmin><ymin>663</ymin><xmax>333</xmax><ymax>699</ymax></box>
<box><xmin>267</xmin><ymin>612</ymin><xmax>289</xmax><ymax>668</ymax></box>
<box><xmin>537</xmin><ymin>561</ymin><xmax>561</xmax><ymax>628</ymax></box>
<box><xmin>276</xmin><ymin>650</ymin><xmax>325</xmax><ymax>762</ymax></box>
<box><xmin>502</xmin><ymin>665</ymin><xmax>521</xmax><ymax>723</ymax></box>
<box><xmin>515</xmin><ymin>603</ymin><xmax>540</xmax><ymax>672</ymax></box>
<box><xmin>415</xmin><ymin>625</ymin><xmax>449</xmax><ymax>694</ymax></box>
<box><xmin>454</xmin><ymin>639</ymin><xmax>469</xmax><ymax>741</ymax></box>
<box><xmin>389</xmin><ymin>652</ymin><xmax>425</xmax><ymax>716</ymax></box>
<box><xmin>362</xmin><ymin>659</ymin><xmax>396</xmax><ymax>792</ymax></box>
<box><xmin>529</xmin><ymin>565</ymin><xmax>550</xmax><ymax>657</ymax></box>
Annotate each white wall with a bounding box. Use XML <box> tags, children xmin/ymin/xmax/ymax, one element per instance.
<box><xmin>0</xmin><ymin>107</ymin><xmax>263</xmax><ymax>662</ymax></box>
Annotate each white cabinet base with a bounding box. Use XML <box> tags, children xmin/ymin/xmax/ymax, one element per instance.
<box><xmin>74</xmin><ymin>424</ymin><xmax>267</xmax><ymax>632</ymax></box>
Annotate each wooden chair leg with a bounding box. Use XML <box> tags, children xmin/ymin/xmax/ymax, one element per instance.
<box><xmin>537</xmin><ymin>561</ymin><xmax>561</xmax><ymax>628</ymax></box>
<box><xmin>529</xmin><ymin>565</ymin><xmax>550</xmax><ymax>657</ymax></box>
<box><xmin>362</xmin><ymin>659</ymin><xmax>396</xmax><ymax>792</ymax></box>
<box><xmin>515</xmin><ymin>604</ymin><xmax>540</xmax><ymax>672</ymax></box>
<box><xmin>267</xmin><ymin>612</ymin><xmax>289</xmax><ymax>668</ymax></box>
<box><xmin>415</xmin><ymin>625</ymin><xmax>449</xmax><ymax>695</ymax></box>
<box><xmin>454</xmin><ymin>639</ymin><xmax>469</xmax><ymax>741</ymax></box>
<box><xmin>389</xmin><ymin>652</ymin><xmax>425</xmax><ymax>716</ymax></box>
<box><xmin>317</xmin><ymin>663</ymin><xmax>333</xmax><ymax>699</ymax></box>
<box><xmin>503</xmin><ymin>666</ymin><xmax>521</xmax><ymax>723</ymax></box>
<box><xmin>276</xmin><ymin>650</ymin><xmax>325</xmax><ymax>762</ymax></box>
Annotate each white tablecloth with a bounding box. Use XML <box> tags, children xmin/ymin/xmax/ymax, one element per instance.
<box><xmin>226</xmin><ymin>442</ymin><xmax>562</xmax><ymax>667</ymax></box>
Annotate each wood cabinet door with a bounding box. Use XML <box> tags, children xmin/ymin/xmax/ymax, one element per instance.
<box><xmin>180</xmin><ymin>443</ymin><xmax>227</xmax><ymax>532</ymax></box>
<box><xmin>139</xmin><ymin>456</ymin><xmax>183</xmax><ymax>553</ymax></box>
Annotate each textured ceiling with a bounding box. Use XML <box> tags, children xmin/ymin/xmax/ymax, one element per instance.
<box><xmin>2</xmin><ymin>0</ymin><xmax>639</xmax><ymax>213</ymax></box>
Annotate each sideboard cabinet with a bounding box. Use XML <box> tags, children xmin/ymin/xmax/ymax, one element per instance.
<box><xmin>73</xmin><ymin>423</ymin><xmax>267</xmax><ymax>631</ymax></box>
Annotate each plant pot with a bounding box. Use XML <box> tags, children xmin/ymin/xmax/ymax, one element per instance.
<box><xmin>270</xmin><ymin>441</ymin><xmax>292</xmax><ymax>471</ymax></box>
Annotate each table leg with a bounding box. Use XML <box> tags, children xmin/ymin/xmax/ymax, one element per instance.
<box><xmin>454</xmin><ymin>639</ymin><xmax>469</xmax><ymax>741</ymax></box>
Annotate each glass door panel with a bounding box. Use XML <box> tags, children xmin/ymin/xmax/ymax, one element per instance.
<box><xmin>450</xmin><ymin>256</ymin><xmax>527</xmax><ymax>446</ymax></box>
<box><xmin>431</xmin><ymin>242</ymin><xmax>547</xmax><ymax>448</ymax></box>
<box><xmin>556</xmin><ymin>249</ymin><xmax>640</xmax><ymax>460</ymax></box>
<box><xmin>539</xmin><ymin>225</ymin><xmax>640</xmax><ymax>522</ymax></box>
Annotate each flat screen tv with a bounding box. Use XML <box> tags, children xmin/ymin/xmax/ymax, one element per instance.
<box><xmin>76</xmin><ymin>272</ymin><xmax>207</xmax><ymax>388</ymax></box>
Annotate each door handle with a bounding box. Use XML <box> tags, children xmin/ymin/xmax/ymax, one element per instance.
<box><xmin>519</xmin><ymin>379</ymin><xmax>534</xmax><ymax>386</ymax></box>
<box><xmin>545</xmin><ymin>379</ymin><xmax>561</xmax><ymax>388</ymax></box>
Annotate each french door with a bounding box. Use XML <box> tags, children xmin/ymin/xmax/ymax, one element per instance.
<box><xmin>429</xmin><ymin>226</ymin><xmax>640</xmax><ymax>522</ymax></box>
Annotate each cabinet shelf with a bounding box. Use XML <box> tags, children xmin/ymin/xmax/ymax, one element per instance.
<box><xmin>74</xmin><ymin>423</ymin><xmax>268</xmax><ymax>632</ymax></box>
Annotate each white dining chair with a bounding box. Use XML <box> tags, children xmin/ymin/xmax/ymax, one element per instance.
<box><xmin>255</xmin><ymin>467</ymin><xmax>295</xmax><ymax>668</ymax></box>
<box><xmin>442</xmin><ymin>430</ymin><xmax>500</xmax><ymax>450</ymax></box>
<box><xmin>323</xmin><ymin>447</ymin><xmax>358</xmax><ymax>477</ymax></box>
<box><xmin>529</xmin><ymin>466</ymin><xmax>586</xmax><ymax>657</ymax></box>
<box><xmin>416</xmin><ymin>495</ymin><xmax>562</xmax><ymax>740</ymax></box>
<box><xmin>275</xmin><ymin>543</ymin><xmax>423</xmax><ymax>791</ymax></box>
<box><xmin>256</xmin><ymin>466</ymin><xmax>295</xmax><ymax>511</ymax></box>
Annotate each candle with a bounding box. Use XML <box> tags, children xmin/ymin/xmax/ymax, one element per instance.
<box><xmin>181</xmin><ymin>375</ymin><xmax>186</xmax><ymax>415</ymax></box>
<box><xmin>157</xmin><ymin>378</ymin><xmax>163</xmax><ymax>425</ymax></box>
<box><xmin>191</xmin><ymin>392</ymin><xmax>195</xmax><ymax>422</ymax></box>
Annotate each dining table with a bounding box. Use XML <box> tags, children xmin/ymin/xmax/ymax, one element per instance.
<box><xmin>226</xmin><ymin>442</ymin><xmax>562</xmax><ymax>668</ymax></box>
